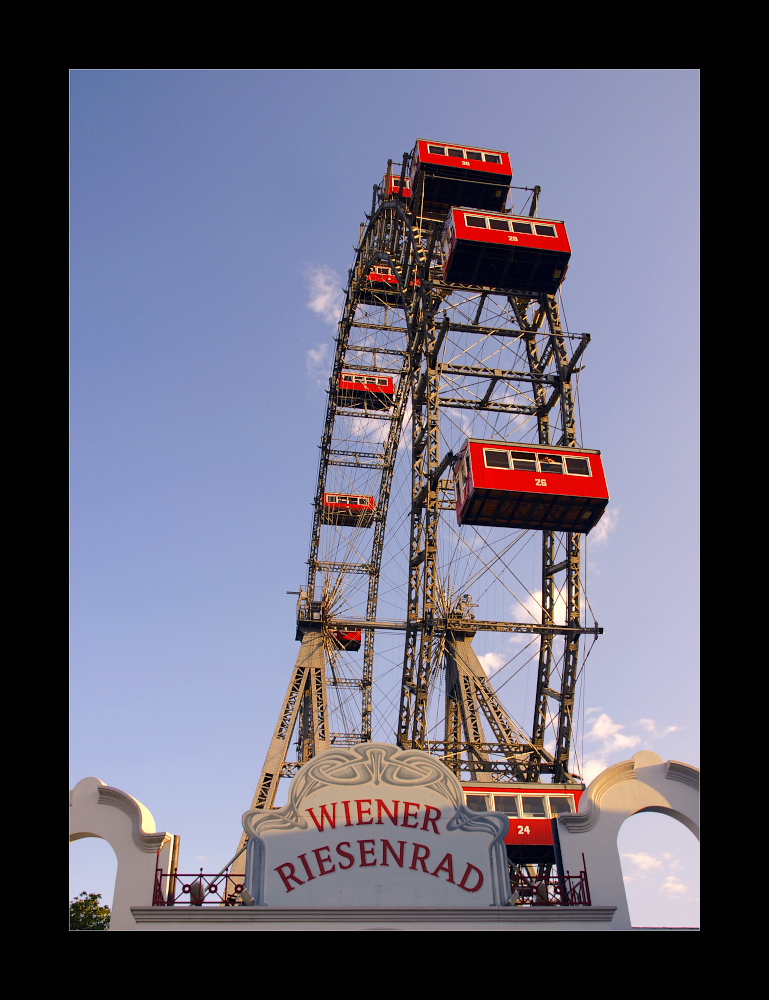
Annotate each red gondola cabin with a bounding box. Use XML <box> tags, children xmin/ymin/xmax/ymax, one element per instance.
<box><xmin>442</xmin><ymin>209</ymin><xmax>571</xmax><ymax>294</ymax></box>
<box><xmin>383</xmin><ymin>172</ymin><xmax>412</xmax><ymax>200</ymax></box>
<box><xmin>329</xmin><ymin>630</ymin><xmax>362</xmax><ymax>652</ymax></box>
<box><xmin>337</xmin><ymin>372</ymin><xmax>395</xmax><ymax>410</ymax></box>
<box><xmin>410</xmin><ymin>139</ymin><xmax>512</xmax><ymax>213</ymax></box>
<box><xmin>321</xmin><ymin>493</ymin><xmax>376</xmax><ymax>526</ymax></box>
<box><xmin>360</xmin><ymin>264</ymin><xmax>420</xmax><ymax>304</ymax></box>
<box><xmin>464</xmin><ymin>783</ymin><xmax>584</xmax><ymax>863</ymax></box>
<box><xmin>454</xmin><ymin>439</ymin><xmax>608</xmax><ymax>534</ymax></box>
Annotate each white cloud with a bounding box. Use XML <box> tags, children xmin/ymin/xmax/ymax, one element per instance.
<box><xmin>577</xmin><ymin>710</ymin><xmax>681</xmax><ymax>784</ymax></box>
<box><xmin>585</xmin><ymin>712</ymin><xmax>641</xmax><ymax>753</ymax></box>
<box><xmin>619</xmin><ymin>851</ymin><xmax>690</xmax><ymax>898</ymax></box>
<box><xmin>306</xmin><ymin>342</ymin><xmax>331</xmax><ymax>385</ymax></box>
<box><xmin>578</xmin><ymin>710</ymin><xmax>642</xmax><ymax>781</ymax></box>
<box><xmin>590</xmin><ymin>506</ymin><xmax>618</xmax><ymax>546</ymax></box>
<box><xmin>638</xmin><ymin>718</ymin><xmax>680</xmax><ymax>740</ymax></box>
<box><xmin>660</xmin><ymin>876</ymin><xmax>687</xmax><ymax>895</ymax></box>
<box><xmin>477</xmin><ymin>651</ymin><xmax>505</xmax><ymax>677</ymax></box>
<box><xmin>512</xmin><ymin>590</ymin><xmax>541</xmax><ymax>623</ymax></box>
<box><xmin>510</xmin><ymin>589</ymin><xmax>567</xmax><ymax>628</ymax></box>
<box><xmin>305</xmin><ymin>264</ymin><xmax>344</xmax><ymax>325</ymax></box>
<box><xmin>503</xmin><ymin>588</ymin><xmax>566</xmax><ymax>646</ymax></box>
<box><xmin>622</xmin><ymin>851</ymin><xmax>663</xmax><ymax>872</ymax></box>
<box><xmin>581</xmin><ymin>756</ymin><xmax>610</xmax><ymax>784</ymax></box>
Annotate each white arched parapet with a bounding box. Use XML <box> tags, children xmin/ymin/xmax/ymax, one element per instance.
<box><xmin>556</xmin><ymin>751</ymin><xmax>699</xmax><ymax>930</ymax></box>
<box><xmin>70</xmin><ymin>777</ymin><xmax>173</xmax><ymax>931</ymax></box>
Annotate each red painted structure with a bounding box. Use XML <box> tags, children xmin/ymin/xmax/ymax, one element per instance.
<box><xmin>360</xmin><ymin>264</ymin><xmax>420</xmax><ymax>304</ymax></box>
<box><xmin>454</xmin><ymin>439</ymin><xmax>609</xmax><ymax>534</ymax></box>
<box><xmin>321</xmin><ymin>493</ymin><xmax>376</xmax><ymax>526</ymax></box>
<box><xmin>410</xmin><ymin>139</ymin><xmax>512</xmax><ymax>213</ymax></box>
<box><xmin>337</xmin><ymin>372</ymin><xmax>395</xmax><ymax>410</ymax></box>
<box><xmin>328</xmin><ymin>630</ymin><xmax>362</xmax><ymax>651</ymax></box>
<box><xmin>383</xmin><ymin>172</ymin><xmax>412</xmax><ymax>199</ymax></box>
<box><xmin>464</xmin><ymin>784</ymin><xmax>584</xmax><ymax>862</ymax></box>
<box><xmin>442</xmin><ymin>209</ymin><xmax>571</xmax><ymax>294</ymax></box>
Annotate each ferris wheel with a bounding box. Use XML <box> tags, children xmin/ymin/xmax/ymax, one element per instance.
<box><xmin>239</xmin><ymin>140</ymin><xmax>608</xmax><ymax>849</ymax></box>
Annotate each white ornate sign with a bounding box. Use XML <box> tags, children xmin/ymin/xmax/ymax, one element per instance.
<box><xmin>242</xmin><ymin>743</ymin><xmax>510</xmax><ymax>907</ymax></box>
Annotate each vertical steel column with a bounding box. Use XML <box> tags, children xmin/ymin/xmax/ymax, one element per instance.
<box><xmin>554</xmin><ymin>530</ymin><xmax>581</xmax><ymax>782</ymax></box>
<box><xmin>410</xmin><ymin>307</ymin><xmax>442</xmax><ymax>749</ymax></box>
<box><xmin>297</xmin><ymin>637</ymin><xmax>330</xmax><ymax>763</ymax></box>
<box><xmin>520</xmin><ymin>302</ymin><xmax>555</xmax><ymax>781</ymax></box>
<box><xmin>530</xmin><ymin>294</ymin><xmax>580</xmax><ymax>780</ymax></box>
<box><xmin>396</xmin><ymin>316</ymin><xmax>426</xmax><ymax>748</ymax></box>
<box><xmin>541</xmin><ymin>295</ymin><xmax>576</xmax><ymax>448</ymax></box>
<box><xmin>530</xmin><ymin>529</ymin><xmax>556</xmax><ymax>779</ymax></box>
<box><xmin>360</xmin><ymin>191</ymin><xmax>421</xmax><ymax>742</ymax></box>
<box><xmin>444</xmin><ymin>661</ymin><xmax>463</xmax><ymax>778</ymax></box>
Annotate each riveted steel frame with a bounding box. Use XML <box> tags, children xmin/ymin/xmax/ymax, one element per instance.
<box><xmin>526</xmin><ymin>294</ymin><xmax>582</xmax><ymax>782</ymax></box>
<box><xmin>245</xmin><ymin>150</ymin><xmax>597</xmax><ymax>851</ymax></box>
<box><xmin>399</xmin><ymin>298</ymin><xmax>444</xmax><ymax>751</ymax></box>
<box><xmin>396</xmin><ymin>279</ymin><xmax>591</xmax><ymax>782</ymax></box>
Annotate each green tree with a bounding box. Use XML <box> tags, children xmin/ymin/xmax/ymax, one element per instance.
<box><xmin>69</xmin><ymin>891</ymin><xmax>111</xmax><ymax>930</ymax></box>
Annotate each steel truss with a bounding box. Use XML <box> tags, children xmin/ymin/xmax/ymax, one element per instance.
<box><xmin>235</xmin><ymin>153</ymin><xmax>600</xmax><ymax>868</ymax></box>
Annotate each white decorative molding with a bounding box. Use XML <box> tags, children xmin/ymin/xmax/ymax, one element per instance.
<box><xmin>666</xmin><ymin>760</ymin><xmax>700</xmax><ymax>790</ymax></box>
<box><xmin>70</xmin><ymin>776</ymin><xmax>173</xmax><ymax>930</ymax></box>
<box><xmin>97</xmin><ymin>785</ymin><xmax>170</xmax><ymax>853</ymax></box>
<box><xmin>554</xmin><ymin>749</ymin><xmax>700</xmax><ymax>929</ymax></box>
<box><xmin>558</xmin><ymin>759</ymin><xmax>637</xmax><ymax>833</ymax></box>
<box><xmin>131</xmin><ymin>905</ymin><xmax>618</xmax><ymax>929</ymax></box>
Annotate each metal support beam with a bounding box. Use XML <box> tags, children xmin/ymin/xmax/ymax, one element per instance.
<box><xmin>228</xmin><ymin>629</ymin><xmax>328</xmax><ymax>881</ymax></box>
<box><xmin>445</xmin><ymin>634</ymin><xmax>540</xmax><ymax>780</ymax></box>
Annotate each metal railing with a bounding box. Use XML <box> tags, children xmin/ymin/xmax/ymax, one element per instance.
<box><xmin>509</xmin><ymin>856</ymin><xmax>591</xmax><ymax>906</ymax></box>
<box><xmin>153</xmin><ymin>867</ymin><xmax>244</xmax><ymax>907</ymax></box>
<box><xmin>153</xmin><ymin>858</ymin><xmax>591</xmax><ymax>907</ymax></box>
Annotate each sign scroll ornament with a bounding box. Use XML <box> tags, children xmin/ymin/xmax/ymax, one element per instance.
<box><xmin>242</xmin><ymin>743</ymin><xmax>510</xmax><ymax>907</ymax></box>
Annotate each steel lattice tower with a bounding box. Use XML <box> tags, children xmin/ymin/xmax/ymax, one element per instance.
<box><xmin>230</xmin><ymin>148</ymin><xmax>602</xmax><ymax>880</ymax></box>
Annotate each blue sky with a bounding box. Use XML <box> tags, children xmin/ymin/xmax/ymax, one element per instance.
<box><xmin>70</xmin><ymin>70</ymin><xmax>699</xmax><ymax>927</ymax></box>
